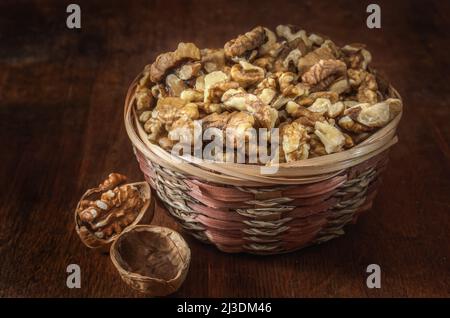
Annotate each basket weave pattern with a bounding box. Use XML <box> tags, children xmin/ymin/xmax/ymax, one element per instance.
<box><xmin>134</xmin><ymin>147</ymin><xmax>387</xmax><ymax>254</ymax></box>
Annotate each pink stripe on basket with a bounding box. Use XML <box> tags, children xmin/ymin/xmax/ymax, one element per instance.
<box><xmin>194</xmin><ymin>211</ymin><xmax>328</xmax><ymax>234</ymax></box>
<box><xmin>186</xmin><ymin>173</ymin><xmax>347</xmax><ymax>201</ymax></box>
<box><xmin>195</xmin><ymin>214</ymin><xmax>248</xmax><ymax>230</ymax></box>
<box><xmin>186</xmin><ymin>179</ymin><xmax>254</xmax><ymax>201</ymax></box>
<box><xmin>208</xmin><ymin>229</ymin><xmax>320</xmax><ymax>253</ymax></box>
<box><xmin>188</xmin><ymin>184</ymin><xmax>339</xmax><ymax>209</ymax></box>
<box><xmin>189</xmin><ymin>190</ymin><xmax>254</xmax><ymax>208</ymax></box>
<box><xmin>135</xmin><ymin>152</ymin><xmax>157</xmax><ymax>179</ymax></box>
<box><xmin>282</xmin><ymin>174</ymin><xmax>347</xmax><ymax>198</ymax></box>
<box><xmin>204</xmin><ymin>227</ymin><xmax>247</xmax><ymax>239</ymax></box>
<box><xmin>187</xmin><ymin>203</ymin><xmax>247</xmax><ymax>221</ymax></box>
<box><xmin>289</xmin><ymin>190</ymin><xmax>338</xmax><ymax>206</ymax></box>
<box><xmin>189</xmin><ymin>181</ymin><xmax>382</xmax><ymax>250</ymax></box>
<box><xmin>288</xmin><ymin>198</ymin><xmax>340</xmax><ymax>218</ymax></box>
<box><xmin>187</xmin><ymin>196</ymin><xmax>339</xmax><ymax>220</ymax></box>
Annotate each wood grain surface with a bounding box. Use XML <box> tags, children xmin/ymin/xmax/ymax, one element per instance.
<box><xmin>0</xmin><ymin>0</ymin><xmax>449</xmax><ymax>297</ymax></box>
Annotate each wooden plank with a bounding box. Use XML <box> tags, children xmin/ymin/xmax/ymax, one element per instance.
<box><xmin>0</xmin><ymin>0</ymin><xmax>448</xmax><ymax>297</ymax></box>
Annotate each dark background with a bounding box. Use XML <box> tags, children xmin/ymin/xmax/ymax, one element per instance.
<box><xmin>0</xmin><ymin>0</ymin><xmax>449</xmax><ymax>297</ymax></box>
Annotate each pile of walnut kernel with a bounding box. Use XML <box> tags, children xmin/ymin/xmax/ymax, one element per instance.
<box><xmin>135</xmin><ymin>25</ymin><xmax>402</xmax><ymax>164</ymax></box>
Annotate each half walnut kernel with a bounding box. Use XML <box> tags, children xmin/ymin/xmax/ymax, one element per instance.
<box><xmin>75</xmin><ymin>173</ymin><xmax>153</xmax><ymax>249</ymax></box>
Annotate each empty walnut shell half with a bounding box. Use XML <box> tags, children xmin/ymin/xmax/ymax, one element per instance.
<box><xmin>75</xmin><ymin>176</ymin><xmax>154</xmax><ymax>250</ymax></box>
<box><xmin>110</xmin><ymin>225</ymin><xmax>191</xmax><ymax>296</ymax></box>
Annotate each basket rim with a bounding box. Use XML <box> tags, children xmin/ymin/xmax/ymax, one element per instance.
<box><xmin>124</xmin><ymin>72</ymin><xmax>402</xmax><ymax>186</ymax></box>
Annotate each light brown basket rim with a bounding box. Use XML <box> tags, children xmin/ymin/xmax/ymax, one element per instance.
<box><xmin>124</xmin><ymin>72</ymin><xmax>402</xmax><ymax>186</ymax></box>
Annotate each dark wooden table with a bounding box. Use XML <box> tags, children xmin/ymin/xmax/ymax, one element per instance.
<box><xmin>0</xmin><ymin>0</ymin><xmax>449</xmax><ymax>298</ymax></box>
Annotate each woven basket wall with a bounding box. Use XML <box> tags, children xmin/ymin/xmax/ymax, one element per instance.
<box><xmin>124</xmin><ymin>73</ymin><xmax>402</xmax><ymax>255</ymax></box>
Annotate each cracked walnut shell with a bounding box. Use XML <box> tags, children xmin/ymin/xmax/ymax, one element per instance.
<box><xmin>110</xmin><ymin>225</ymin><xmax>190</xmax><ymax>295</ymax></box>
<box><xmin>75</xmin><ymin>173</ymin><xmax>153</xmax><ymax>250</ymax></box>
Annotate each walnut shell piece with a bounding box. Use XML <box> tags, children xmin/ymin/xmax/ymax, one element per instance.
<box><xmin>110</xmin><ymin>225</ymin><xmax>190</xmax><ymax>296</ymax></box>
<box><xmin>75</xmin><ymin>175</ymin><xmax>153</xmax><ymax>250</ymax></box>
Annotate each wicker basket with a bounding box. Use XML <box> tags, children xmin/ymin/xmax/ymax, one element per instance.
<box><xmin>124</xmin><ymin>73</ymin><xmax>402</xmax><ymax>255</ymax></box>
